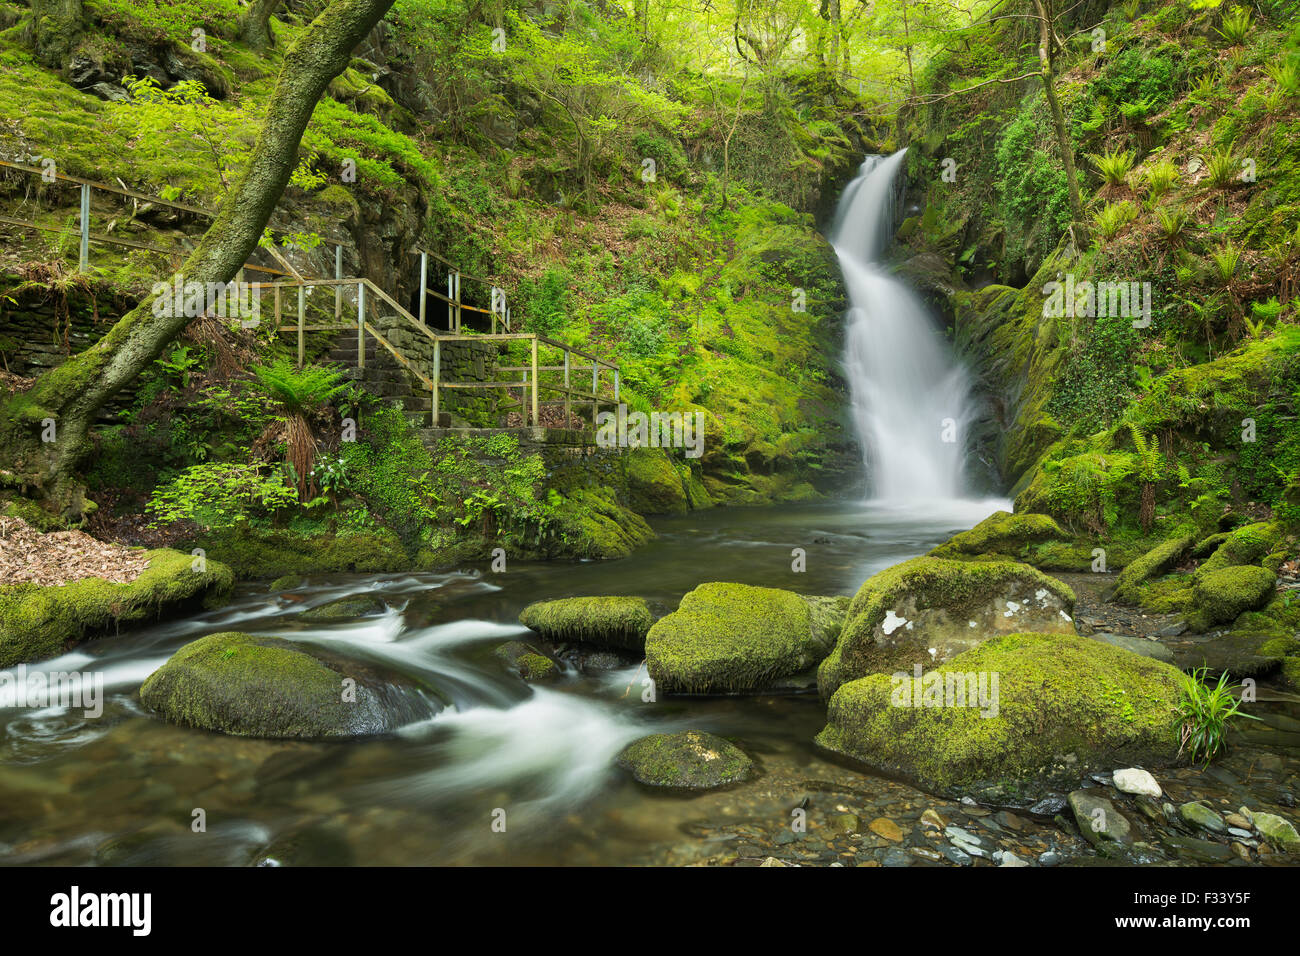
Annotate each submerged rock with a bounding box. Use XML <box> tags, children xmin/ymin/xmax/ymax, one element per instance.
<box><xmin>616</xmin><ymin>730</ymin><xmax>753</xmax><ymax>790</ymax></box>
<box><xmin>519</xmin><ymin>595</ymin><xmax>654</xmax><ymax>650</ymax></box>
<box><xmin>644</xmin><ymin>583</ymin><xmax>847</xmax><ymax>694</ymax></box>
<box><xmin>493</xmin><ymin>640</ymin><xmax>559</xmax><ymax>682</ymax></box>
<box><xmin>299</xmin><ymin>594</ymin><xmax>389</xmax><ymax>622</ymax></box>
<box><xmin>817</xmin><ymin>556</ymin><xmax>1076</xmax><ymax>698</ymax></box>
<box><xmin>815</xmin><ymin>632</ymin><xmax>1183</xmax><ymax>804</ymax></box>
<box><xmin>140</xmin><ymin>631</ymin><xmax>437</xmax><ymax>738</ymax></box>
<box><xmin>1087</xmin><ymin>632</ymin><xmax>1175</xmax><ymax>664</ymax></box>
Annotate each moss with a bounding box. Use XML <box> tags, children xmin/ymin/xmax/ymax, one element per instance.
<box><xmin>818</xmin><ymin>556</ymin><xmax>1076</xmax><ymax>699</ymax></box>
<box><xmin>1196</xmin><ymin>522</ymin><xmax>1285</xmax><ymax>576</ymax></box>
<box><xmin>192</xmin><ymin>524</ymin><xmax>408</xmax><ymax>579</ymax></box>
<box><xmin>139</xmin><ymin>631</ymin><xmax>413</xmax><ymax>738</ymax></box>
<box><xmin>1110</xmin><ymin>533</ymin><xmax>1197</xmax><ymax>604</ymax></box>
<box><xmin>518</xmin><ymin>596</ymin><xmax>653</xmax><ymax>650</ymax></box>
<box><xmin>815</xmin><ymin>632</ymin><xmax>1183</xmax><ymax>802</ymax></box>
<box><xmin>0</xmin><ymin>548</ymin><xmax>233</xmax><ymax>667</ymax></box>
<box><xmin>1186</xmin><ymin>566</ymin><xmax>1278</xmax><ymax>631</ymax></box>
<box><xmin>928</xmin><ymin>510</ymin><xmax>1065</xmax><ymax>560</ymax></box>
<box><xmin>644</xmin><ymin>583</ymin><xmax>840</xmax><ymax>694</ymax></box>
<box><xmin>616</xmin><ymin>730</ymin><xmax>753</xmax><ymax>790</ymax></box>
<box><xmin>269</xmin><ymin>573</ymin><xmax>306</xmax><ymax>592</ymax></box>
<box><xmin>623</xmin><ymin>447</ymin><xmax>688</xmax><ymax>516</ymax></box>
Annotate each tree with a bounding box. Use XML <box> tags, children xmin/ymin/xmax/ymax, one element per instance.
<box><xmin>1030</xmin><ymin>0</ymin><xmax>1087</xmax><ymax>244</ymax></box>
<box><xmin>1</xmin><ymin>0</ymin><xmax>397</xmax><ymax>519</ymax></box>
<box><xmin>242</xmin><ymin>0</ymin><xmax>284</xmax><ymax>49</ymax></box>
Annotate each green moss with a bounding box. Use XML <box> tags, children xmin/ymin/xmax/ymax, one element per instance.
<box><xmin>644</xmin><ymin>583</ymin><xmax>841</xmax><ymax>694</ymax></box>
<box><xmin>816</xmin><ymin>632</ymin><xmax>1183</xmax><ymax>801</ymax></box>
<box><xmin>928</xmin><ymin>510</ymin><xmax>1066</xmax><ymax>560</ymax></box>
<box><xmin>616</xmin><ymin>730</ymin><xmax>753</xmax><ymax>789</ymax></box>
<box><xmin>1196</xmin><ymin>522</ymin><xmax>1285</xmax><ymax>576</ymax></box>
<box><xmin>191</xmin><ymin>524</ymin><xmax>408</xmax><ymax>579</ymax></box>
<box><xmin>623</xmin><ymin>447</ymin><xmax>688</xmax><ymax>515</ymax></box>
<box><xmin>1186</xmin><ymin>565</ymin><xmax>1278</xmax><ymax>631</ymax></box>
<box><xmin>299</xmin><ymin>595</ymin><xmax>388</xmax><ymax>622</ymax></box>
<box><xmin>518</xmin><ymin>596</ymin><xmax>653</xmax><ymax>650</ymax></box>
<box><xmin>1111</xmin><ymin>533</ymin><xmax>1197</xmax><ymax>604</ymax></box>
<box><xmin>0</xmin><ymin>548</ymin><xmax>233</xmax><ymax>667</ymax></box>
<box><xmin>819</xmin><ymin>556</ymin><xmax>1076</xmax><ymax>698</ymax></box>
<box><xmin>139</xmin><ymin>631</ymin><xmax>404</xmax><ymax>738</ymax></box>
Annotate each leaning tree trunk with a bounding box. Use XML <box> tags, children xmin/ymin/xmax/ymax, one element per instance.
<box><xmin>242</xmin><ymin>0</ymin><xmax>283</xmax><ymax>49</ymax></box>
<box><xmin>1032</xmin><ymin>0</ymin><xmax>1087</xmax><ymax>245</ymax></box>
<box><xmin>1</xmin><ymin>0</ymin><xmax>396</xmax><ymax>518</ymax></box>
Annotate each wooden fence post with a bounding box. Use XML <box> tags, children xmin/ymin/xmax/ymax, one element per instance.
<box><xmin>78</xmin><ymin>183</ymin><xmax>89</xmax><ymax>272</ymax></box>
<box><xmin>592</xmin><ymin>361</ymin><xmax>599</xmax><ymax>418</ymax></box>
<box><xmin>563</xmin><ymin>350</ymin><xmax>570</xmax><ymax>427</ymax></box>
<box><xmin>432</xmin><ymin>338</ymin><xmax>440</xmax><ymax>427</ymax></box>
<box><xmin>334</xmin><ymin>245</ymin><xmax>342</xmax><ymax>322</ymax></box>
<box><xmin>357</xmin><ymin>281</ymin><xmax>366</xmax><ymax>371</ymax></box>
<box><xmin>274</xmin><ymin>284</ymin><xmax>281</xmax><ymax>331</ymax></box>
<box><xmin>297</xmin><ymin>285</ymin><xmax>305</xmax><ymax>369</ymax></box>
<box><xmin>530</xmin><ymin>336</ymin><xmax>539</xmax><ymax>425</ymax></box>
<box><xmin>419</xmin><ymin>251</ymin><xmax>428</xmax><ymax>326</ymax></box>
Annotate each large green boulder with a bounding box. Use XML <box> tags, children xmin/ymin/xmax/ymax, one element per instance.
<box><xmin>519</xmin><ymin>595</ymin><xmax>654</xmax><ymax>650</ymax></box>
<box><xmin>1185</xmin><ymin>566</ymin><xmax>1277</xmax><ymax>631</ymax></box>
<box><xmin>623</xmin><ymin>447</ymin><xmax>688</xmax><ymax>515</ymax></box>
<box><xmin>1109</xmin><ymin>533</ymin><xmax>1197</xmax><ymax>604</ymax></box>
<box><xmin>140</xmin><ymin>632</ymin><xmax>437</xmax><ymax>738</ymax></box>
<box><xmin>928</xmin><ymin>511</ymin><xmax>1065</xmax><ymax>561</ymax></box>
<box><xmin>0</xmin><ymin>549</ymin><xmax>233</xmax><ymax>667</ymax></box>
<box><xmin>815</xmin><ymin>632</ymin><xmax>1183</xmax><ymax>803</ymax></box>
<box><xmin>644</xmin><ymin>583</ymin><xmax>848</xmax><ymax>694</ymax></box>
<box><xmin>1196</xmin><ymin>522</ymin><xmax>1284</xmax><ymax>577</ymax></box>
<box><xmin>616</xmin><ymin>730</ymin><xmax>753</xmax><ymax>789</ymax></box>
<box><xmin>817</xmin><ymin>556</ymin><xmax>1076</xmax><ymax>699</ymax></box>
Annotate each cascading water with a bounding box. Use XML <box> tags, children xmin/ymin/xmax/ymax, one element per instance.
<box><xmin>831</xmin><ymin>148</ymin><xmax>978</xmax><ymax>503</ymax></box>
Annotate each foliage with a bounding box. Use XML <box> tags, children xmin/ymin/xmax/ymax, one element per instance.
<box><xmin>1177</xmin><ymin>666</ymin><xmax>1259</xmax><ymax>765</ymax></box>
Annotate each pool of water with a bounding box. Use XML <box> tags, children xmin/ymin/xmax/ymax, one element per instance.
<box><xmin>2</xmin><ymin>497</ymin><xmax>1294</xmax><ymax>866</ymax></box>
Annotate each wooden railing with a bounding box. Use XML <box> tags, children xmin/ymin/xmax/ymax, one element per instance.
<box><xmin>0</xmin><ymin>159</ymin><xmax>621</xmax><ymax>428</ymax></box>
<box><xmin>258</xmin><ymin>276</ymin><xmax>620</xmax><ymax>427</ymax></box>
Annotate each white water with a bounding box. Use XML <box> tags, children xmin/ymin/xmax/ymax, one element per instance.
<box><xmin>831</xmin><ymin>149</ymin><xmax>985</xmax><ymax>507</ymax></box>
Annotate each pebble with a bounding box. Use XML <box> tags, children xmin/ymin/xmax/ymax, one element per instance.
<box><xmin>868</xmin><ymin>817</ymin><xmax>903</xmax><ymax>842</ymax></box>
<box><xmin>995</xmin><ymin>849</ymin><xmax>1030</xmax><ymax>867</ymax></box>
<box><xmin>1179</xmin><ymin>802</ymin><xmax>1228</xmax><ymax>834</ymax></box>
<box><xmin>1112</xmin><ymin>767</ymin><xmax>1162</xmax><ymax>798</ymax></box>
<box><xmin>1038</xmin><ymin>850</ymin><xmax>1061</xmax><ymax>866</ymax></box>
<box><xmin>920</xmin><ymin>808</ymin><xmax>947</xmax><ymax>831</ymax></box>
<box><xmin>940</xmin><ymin>845</ymin><xmax>972</xmax><ymax>866</ymax></box>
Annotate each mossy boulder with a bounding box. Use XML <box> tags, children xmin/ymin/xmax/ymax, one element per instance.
<box><xmin>1185</xmin><ymin>566</ymin><xmax>1277</xmax><ymax>631</ymax></box>
<box><xmin>299</xmin><ymin>594</ymin><xmax>389</xmax><ymax>622</ymax></box>
<box><xmin>623</xmin><ymin>447</ymin><xmax>688</xmax><ymax>515</ymax></box>
<box><xmin>193</xmin><ymin>524</ymin><xmax>408</xmax><ymax>579</ymax></box>
<box><xmin>817</xmin><ymin>556</ymin><xmax>1076</xmax><ymax>699</ymax></box>
<box><xmin>928</xmin><ymin>511</ymin><xmax>1065</xmax><ymax>561</ymax></box>
<box><xmin>644</xmin><ymin>583</ymin><xmax>848</xmax><ymax>694</ymax></box>
<box><xmin>815</xmin><ymin>632</ymin><xmax>1184</xmax><ymax>804</ymax></box>
<box><xmin>1196</xmin><ymin>522</ymin><xmax>1285</xmax><ymax>577</ymax></box>
<box><xmin>0</xmin><ymin>548</ymin><xmax>233</xmax><ymax>667</ymax></box>
<box><xmin>493</xmin><ymin>640</ymin><xmax>559</xmax><ymax>682</ymax></box>
<box><xmin>1109</xmin><ymin>533</ymin><xmax>1197</xmax><ymax>604</ymax></box>
<box><xmin>518</xmin><ymin>596</ymin><xmax>654</xmax><ymax>650</ymax></box>
<box><xmin>616</xmin><ymin>730</ymin><xmax>753</xmax><ymax>790</ymax></box>
<box><xmin>140</xmin><ymin>632</ymin><xmax>438</xmax><ymax>738</ymax></box>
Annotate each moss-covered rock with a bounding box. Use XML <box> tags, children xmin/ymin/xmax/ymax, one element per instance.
<box><xmin>623</xmin><ymin>447</ymin><xmax>688</xmax><ymax>515</ymax></box>
<box><xmin>817</xmin><ymin>556</ymin><xmax>1076</xmax><ymax>699</ymax></box>
<box><xmin>644</xmin><ymin>583</ymin><xmax>846</xmax><ymax>694</ymax></box>
<box><xmin>493</xmin><ymin>640</ymin><xmax>559</xmax><ymax>682</ymax></box>
<box><xmin>299</xmin><ymin>595</ymin><xmax>389</xmax><ymax>622</ymax></box>
<box><xmin>1196</xmin><ymin>522</ymin><xmax>1285</xmax><ymax>577</ymax></box>
<box><xmin>928</xmin><ymin>510</ymin><xmax>1065</xmax><ymax>561</ymax></box>
<box><xmin>193</xmin><ymin>524</ymin><xmax>408</xmax><ymax>579</ymax></box>
<box><xmin>140</xmin><ymin>632</ymin><xmax>437</xmax><ymax>738</ymax></box>
<box><xmin>815</xmin><ymin>632</ymin><xmax>1183</xmax><ymax>803</ymax></box>
<box><xmin>518</xmin><ymin>596</ymin><xmax>654</xmax><ymax>650</ymax></box>
<box><xmin>0</xmin><ymin>548</ymin><xmax>233</xmax><ymax>667</ymax></box>
<box><xmin>1185</xmin><ymin>566</ymin><xmax>1277</xmax><ymax>632</ymax></box>
<box><xmin>1109</xmin><ymin>533</ymin><xmax>1197</xmax><ymax>604</ymax></box>
<box><xmin>616</xmin><ymin>730</ymin><xmax>753</xmax><ymax>789</ymax></box>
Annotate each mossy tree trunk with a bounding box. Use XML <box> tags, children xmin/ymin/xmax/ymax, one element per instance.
<box><xmin>1031</xmin><ymin>0</ymin><xmax>1087</xmax><ymax>245</ymax></box>
<box><xmin>242</xmin><ymin>0</ymin><xmax>284</xmax><ymax>49</ymax></box>
<box><xmin>1</xmin><ymin>0</ymin><xmax>396</xmax><ymax>519</ymax></box>
<box><xmin>25</xmin><ymin>0</ymin><xmax>85</xmax><ymax>70</ymax></box>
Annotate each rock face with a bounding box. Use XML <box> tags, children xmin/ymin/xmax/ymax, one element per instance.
<box><xmin>616</xmin><ymin>731</ymin><xmax>753</xmax><ymax>789</ymax></box>
<box><xmin>927</xmin><ymin>511</ymin><xmax>1065</xmax><ymax>561</ymax></box>
<box><xmin>815</xmin><ymin>633</ymin><xmax>1183</xmax><ymax>804</ymax></box>
<box><xmin>1186</xmin><ymin>566</ymin><xmax>1277</xmax><ymax>631</ymax></box>
<box><xmin>817</xmin><ymin>556</ymin><xmax>1076</xmax><ymax>699</ymax></box>
<box><xmin>140</xmin><ymin>632</ymin><xmax>437</xmax><ymax>738</ymax></box>
<box><xmin>519</xmin><ymin>596</ymin><xmax>654</xmax><ymax>651</ymax></box>
<box><xmin>644</xmin><ymin>583</ymin><xmax>847</xmax><ymax>694</ymax></box>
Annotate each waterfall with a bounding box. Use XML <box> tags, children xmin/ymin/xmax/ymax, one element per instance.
<box><xmin>830</xmin><ymin>149</ymin><xmax>977</xmax><ymax>503</ymax></box>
